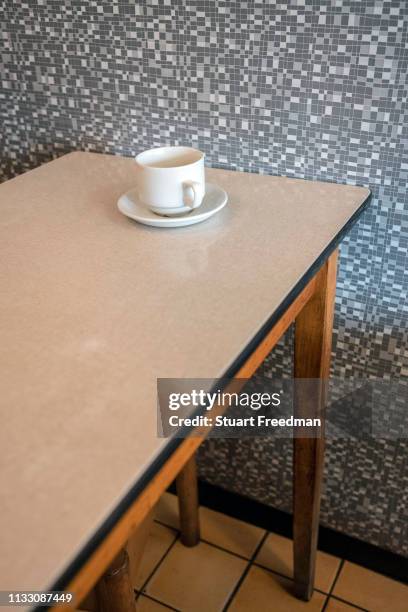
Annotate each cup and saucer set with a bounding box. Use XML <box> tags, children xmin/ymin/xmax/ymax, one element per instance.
<box><xmin>117</xmin><ymin>146</ymin><xmax>228</xmax><ymax>228</ymax></box>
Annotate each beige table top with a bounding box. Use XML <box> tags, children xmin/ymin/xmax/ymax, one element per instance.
<box><xmin>0</xmin><ymin>152</ymin><xmax>369</xmax><ymax>600</ymax></box>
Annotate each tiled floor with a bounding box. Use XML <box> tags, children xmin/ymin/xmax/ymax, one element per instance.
<box><xmin>127</xmin><ymin>493</ymin><xmax>408</xmax><ymax>612</ymax></box>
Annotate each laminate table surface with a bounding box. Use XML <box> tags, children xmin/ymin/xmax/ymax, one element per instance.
<box><xmin>0</xmin><ymin>152</ymin><xmax>369</xmax><ymax>602</ymax></box>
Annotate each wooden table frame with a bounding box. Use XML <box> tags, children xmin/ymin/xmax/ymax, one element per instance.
<box><xmin>57</xmin><ymin>248</ymin><xmax>338</xmax><ymax>611</ymax></box>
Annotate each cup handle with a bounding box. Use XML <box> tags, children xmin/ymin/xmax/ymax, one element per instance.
<box><xmin>183</xmin><ymin>181</ymin><xmax>203</xmax><ymax>209</ymax></box>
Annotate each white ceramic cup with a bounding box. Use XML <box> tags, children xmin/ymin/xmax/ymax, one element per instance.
<box><xmin>135</xmin><ymin>146</ymin><xmax>205</xmax><ymax>216</ymax></box>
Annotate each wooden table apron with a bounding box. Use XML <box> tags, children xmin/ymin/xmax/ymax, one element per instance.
<box><xmin>56</xmin><ymin>249</ymin><xmax>338</xmax><ymax>610</ymax></box>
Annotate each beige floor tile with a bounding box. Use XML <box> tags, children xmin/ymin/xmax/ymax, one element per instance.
<box><xmin>78</xmin><ymin>593</ymin><xmax>173</xmax><ymax>612</ymax></box>
<box><xmin>155</xmin><ymin>492</ymin><xmax>179</xmax><ymax>530</ymax></box>
<box><xmin>255</xmin><ymin>532</ymin><xmax>341</xmax><ymax>593</ymax></box>
<box><xmin>229</xmin><ymin>566</ymin><xmax>327</xmax><ymax>612</ymax></box>
<box><xmin>155</xmin><ymin>492</ymin><xmax>265</xmax><ymax>558</ymax></box>
<box><xmin>199</xmin><ymin>505</ymin><xmax>265</xmax><ymax>558</ymax></box>
<box><xmin>137</xmin><ymin>595</ymin><xmax>174</xmax><ymax>611</ymax></box>
<box><xmin>144</xmin><ymin>540</ymin><xmax>247</xmax><ymax>611</ymax></box>
<box><xmin>325</xmin><ymin>598</ymin><xmax>363</xmax><ymax>611</ymax></box>
<box><xmin>128</xmin><ymin>522</ymin><xmax>178</xmax><ymax>589</ymax></box>
<box><xmin>333</xmin><ymin>562</ymin><xmax>408</xmax><ymax>612</ymax></box>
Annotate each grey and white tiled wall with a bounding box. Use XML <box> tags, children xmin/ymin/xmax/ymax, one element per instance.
<box><xmin>1</xmin><ymin>2</ymin><xmax>407</xmax><ymax>555</ymax></box>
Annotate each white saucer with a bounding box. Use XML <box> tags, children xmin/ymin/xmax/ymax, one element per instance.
<box><xmin>117</xmin><ymin>182</ymin><xmax>228</xmax><ymax>228</ymax></box>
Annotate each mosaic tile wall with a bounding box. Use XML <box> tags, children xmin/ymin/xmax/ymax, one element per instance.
<box><xmin>1</xmin><ymin>1</ymin><xmax>407</xmax><ymax>555</ymax></box>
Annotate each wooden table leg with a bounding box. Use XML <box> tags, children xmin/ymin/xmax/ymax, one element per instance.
<box><xmin>176</xmin><ymin>454</ymin><xmax>200</xmax><ymax>546</ymax></box>
<box><xmin>293</xmin><ymin>250</ymin><xmax>338</xmax><ymax>601</ymax></box>
<box><xmin>95</xmin><ymin>548</ymin><xmax>136</xmax><ymax>612</ymax></box>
